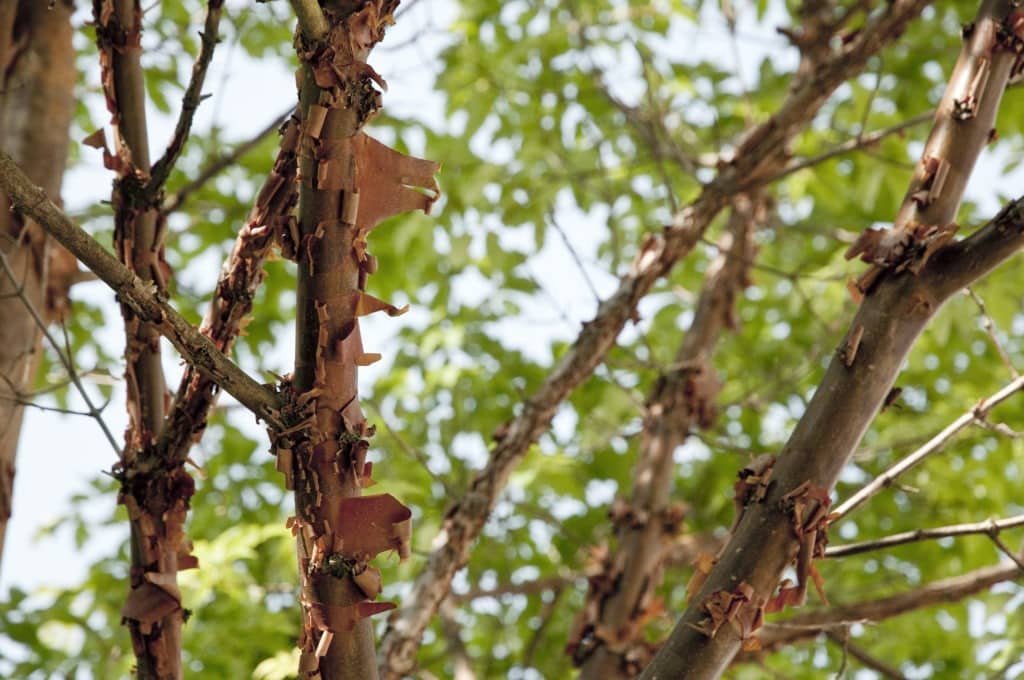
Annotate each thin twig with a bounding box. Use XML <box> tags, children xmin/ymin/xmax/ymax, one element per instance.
<box><xmin>0</xmin><ymin>251</ymin><xmax>121</xmax><ymax>454</ymax></box>
<box><xmin>147</xmin><ymin>0</ymin><xmax>225</xmax><ymax>198</ymax></box>
<box><xmin>833</xmin><ymin>374</ymin><xmax>1024</xmax><ymax>520</ymax></box>
<box><xmin>826</xmin><ymin>514</ymin><xmax>1024</xmax><ymax>558</ymax></box>
<box><xmin>987</xmin><ymin>532</ymin><xmax>1024</xmax><ymax>571</ymax></box>
<box><xmin>364</xmin><ymin>396</ymin><xmax>455</xmax><ymax>496</ymax></box>
<box><xmin>965</xmin><ymin>287</ymin><xmax>1019</xmax><ymax>377</ymax></box>
<box><xmin>825</xmin><ymin>630</ymin><xmax>906</xmax><ymax>680</ymax></box>
<box><xmin>772</xmin><ymin>111</ymin><xmax>933</xmax><ymax>182</ymax></box>
<box><xmin>162</xmin><ymin>108</ymin><xmax>292</xmax><ymax>215</ymax></box>
<box><xmin>548</xmin><ymin>211</ymin><xmax>601</xmax><ymax>304</ymax></box>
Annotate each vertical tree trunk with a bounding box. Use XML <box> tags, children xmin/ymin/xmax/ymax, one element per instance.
<box><xmin>282</xmin><ymin>3</ymin><xmax>437</xmax><ymax>677</ymax></box>
<box><xmin>93</xmin><ymin>2</ymin><xmax>182</xmax><ymax>677</ymax></box>
<box><xmin>0</xmin><ymin>0</ymin><xmax>75</xmax><ymax>575</ymax></box>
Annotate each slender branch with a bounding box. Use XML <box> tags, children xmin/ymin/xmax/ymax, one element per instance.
<box><xmin>833</xmin><ymin>373</ymin><xmax>1024</xmax><ymax>520</ymax></box>
<box><xmin>161</xmin><ymin>108</ymin><xmax>292</xmax><ymax>215</ymax></box>
<box><xmin>146</xmin><ymin>0</ymin><xmax>224</xmax><ymax>197</ymax></box>
<box><xmin>824</xmin><ymin>631</ymin><xmax>907</xmax><ymax>680</ymax></box>
<box><xmin>964</xmin><ymin>287</ymin><xmax>1019</xmax><ymax>377</ymax></box>
<box><xmin>156</xmin><ymin>113</ymin><xmax>299</xmax><ymax>465</ymax></box>
<box><xmin>379</xmin><ymin>3</ymin><xmax>932</xmax><ymax>676</ymax></box>
<box><xmin>827</xmin><ymin>514</ymin><xmax>1024</xmax><ymax>558</ymax></box>
<box><xmin>288</xmin><ymin>0</ymin><xmax>329</xmax><ymax>42</ymax></box>
<box><xmin>0</xmin><ymin>252</ymin><xmax>121</xmax><ymax>454</ymax></box>
<box><xmin>772</xmin><ymin>111</ymin><xmax>933</xmax><ymax>182</ymax></box>
<box><xmin>750</xmin><ymin>560</ymin><xmax>1023</xmax><ymax>653</ymax></box>
<box><xmin>574</xmin><ymin>194</ymin><xmax>763</xmax><ymax>680</ymax></box>
<box><xmin>0</xmin><ymin>149</ymin><xmax>286</xmax><ymax>428</ymax></box>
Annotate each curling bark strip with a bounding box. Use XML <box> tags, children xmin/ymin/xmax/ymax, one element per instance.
<box><xmin>572</xmin><ymin>195</ymin><xmax>762</xmax><ymax>679</ymax></box>
<box><xmin>378</xmin><ymin>2</ymin><xmax>930</xmax><ymax>675</ymax></box>
<box><xmin>641</xmin><ymin>4</ymin><xmax>1024</xmax><ymax>677</ymax></box>
<box><xmin>281</xmin><ymin>2</ymin><xmax>438</xmax><ymax>678</ymax></box>
<box><xmin>0</xmin><ymin>0</ymin><xmax>75</xmax><ymax>576</ymax></box>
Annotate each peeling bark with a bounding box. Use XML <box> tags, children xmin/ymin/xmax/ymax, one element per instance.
<box><xmin>91</xmin><ymin>1</ymin><xmax>221</xmax><ymax>676</ymax></box>
<box><xmin>157</xmin><ymin>113</ymin><xmax>300</xmax><ymax>464</ymax></box>
<box><xmin>0</xmin><ymin>0</ymin><xmax>75</xmax><ymax>576</ymax></box>
<box><xmin>571</xmin><ymin>195</ymin><xmax>763</xmax><ymax>680</ymax></box>
<box><xmin>283</xmin><ymin>3</ymin><xmax>438</xmax><ymax>678</ymax></box>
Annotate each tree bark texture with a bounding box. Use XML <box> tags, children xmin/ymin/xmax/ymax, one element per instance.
<box><xmin>0</xmin><ymin>0</ymin><xmax>75</xmax><ymax>577</ymax></box>
<box><xmin>94</xmin><ymin>1</ymin><xmax>180</xmax><ymax>676</ymax></box>
<box><xmin>572</xmin><ymin>195</ymin><xmax>763</xmax><ymax>679</ymax></box>
<box><xmin>641</xmin><ymin>3</ymin><xmax>1024</xmax><ymax>677</ymax></box>
<box><xmin>281</xmin><ymin>2</ymin><xmax>438</xmax><ymax>678</ymax></box>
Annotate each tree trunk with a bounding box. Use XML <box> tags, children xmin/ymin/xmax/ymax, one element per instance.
<box><xmin>93</xmin><ymin>1</ymin><xmax>183</xmax><ymax>677</ymax></box>
<box><xmin>0</xmin><ymin>0</ymin><xmax>75</xmax><ymax>576</ymax></box>
<box><xmin>283</xmin><ymin>2</ymin><xmax>436</xmax><ymax>677</ymax></box>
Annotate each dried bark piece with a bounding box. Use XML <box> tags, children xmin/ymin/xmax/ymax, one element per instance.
<box><xmin>353</xmin><ymin>565</ymin><xmax>383</xmax><ymax>599</ymax></box>
<box><xmin>331</xmin><ymin>493</ymin><xmax>412</xmax><ymax>560</ymax></box>
<box><xmin>686</xmin><ymin>552</ymin><xmax>718</xmax><ymax>599</ymax></box>
<box><xmin>276</xmin><ymin>447</ymin><xmax>295</xmax><ymax>489</ymax></box>
<box><xmin>353</xmin><ymin>133</ymin><xmax>440</xmax><ymax>233</ymax></box>
<box><xmin>353</xmin><ymin>291</ymin><xmax>408</xmax><ymax>317</ymax></box>
<box><xmin>687</xmin><ymin>581</ymin><xmax>754</xmax><ymax>639</ymax></box>
<box><xmin>122</xmin><ymin>581</ymin><xmax>181</xmax><ymax>634</ymax></box>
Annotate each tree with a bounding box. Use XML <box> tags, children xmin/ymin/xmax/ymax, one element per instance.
<box><xmin>2</xmin><ymin>1</ymin><xmax>1024</xmax><ymax>679</ymax></box>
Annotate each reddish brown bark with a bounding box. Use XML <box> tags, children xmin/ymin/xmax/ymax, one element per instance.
<box><xmin>282</xmin><ymin>3</ymin><xmax>438</xmax><ymax>678</ymax></box>
<box><xmin>571</xmin><ymin>195</ymin><xmax>762</xmax><ymax>679</ymax></box>
<box><xmin>0</xmin><ymin>0</ymin><xmax>76</xmax><ymax>575</ymax></box>
<box><xmin>157</xmin><ymin>114</ymin><xmax>300</xmax><ymax>463</ymax></box>
<box><xmin>92</xmin><ymin>1</ymin><xmax>221</xmax><ymax>677</ymax></box>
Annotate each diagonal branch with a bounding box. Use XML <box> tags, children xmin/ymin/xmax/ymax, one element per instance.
<box><xmin>827</xmin><ymin>514</ymin><xmax>1024</xmax><ymax>558</ymax></box>
<box><xmin>749</xmin><ymin>559</ymin><xmax>1023</xmax><ymax>653</ymax></box>
<box><xmin>156</xmin><ymin>112</ymin><xmax>299</xmax><ymax>465</ymax></box>
<box><xmin>772</xmin><ymin>111</ymin><xmax>933</xmax><ymax>182</ymax></box>
<box><xmin>0</xmin><ymin>149</ymin><xmax>286</xmax><ymax>428</ymax></box>
<box><xmin>833</xmin><ymin>373</ymin><xmax>1024</xmax><ymax>520</ymax></box>
<box><xmin>161</xmin><ymin>108</ymin><xmax>292</xmax><ymax>216</ymax></box>
<box><xmin>378</xmin><ymin>2</ymin><xmax>932</xmax><ymax>675</ymax></box>
<box><xmin>146</xmin><ymin>0</ymin><xmax>224</xmax><ymax>198</ymax></box>
<box><xmin>571</xmin><ymin>194</ymin><xmax>763</xmax><ymax>680</ymax></box>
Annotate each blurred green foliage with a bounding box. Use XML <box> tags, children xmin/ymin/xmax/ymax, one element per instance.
<box><xmin>4</xmin><ymin>0</ymin><xmax>1024</xmax><ymax>678</ymax></box>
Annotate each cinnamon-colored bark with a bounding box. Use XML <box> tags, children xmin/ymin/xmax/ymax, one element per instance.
<box><xmin>0</xmin><ymin>0</ymin><xmax>75</xmax><ymax>576</ymax></box>
<box><xmin>283</xmin><ymin>3</ymin><xmax>436</xmax><ymax>678</ymax></box>
<box><xmin>92</xmin><ymin>1</ymin><xmax>221</xmax><ymax>676</ymax></box>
